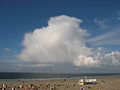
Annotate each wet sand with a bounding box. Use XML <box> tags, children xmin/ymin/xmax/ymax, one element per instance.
<box><xmin>0</xmin><ymin>76</ymin><xmax>120</xmax><ymax>90</ymax></box>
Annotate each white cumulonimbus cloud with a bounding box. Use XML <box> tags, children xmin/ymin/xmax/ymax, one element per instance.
<box><xmin>18</xmin><ymin>15</ymin><xmax>120</xmax><ymax>67</ymax></box>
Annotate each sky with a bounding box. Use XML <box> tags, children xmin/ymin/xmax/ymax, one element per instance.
<box><xmin>0</xmin><ymin>0</ymin><xmax>120</xmax><ymax>73</ymax></box>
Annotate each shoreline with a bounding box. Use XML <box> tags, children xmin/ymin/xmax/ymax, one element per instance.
<box><xmin>0</xmin><ymin>75</ymin><xmax>120</xmax><ymax>81</ymax></box>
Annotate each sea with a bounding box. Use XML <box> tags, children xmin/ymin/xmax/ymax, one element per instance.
<box><xmin>0</xmin><ymin>72</ymin><xmax>120</xmax><ymax>81</ymax></box>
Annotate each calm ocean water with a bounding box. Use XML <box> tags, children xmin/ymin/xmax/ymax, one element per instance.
<box><xmin>0</xmin><ymin>72</ymin><xmax>120</xmax><ymax>81</ymax></box>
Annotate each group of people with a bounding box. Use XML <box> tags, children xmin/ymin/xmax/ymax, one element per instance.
<box><xmin>0</xmin><ymin>82</ymin><xmax>76</xmax><ymax>90</ymax></box>
<box><xmin>0</xmin><ymin>83</ymin><xmax>59</xmax><ymax>90</ymax></box>
<box><xmin>0</xmin><ymin>84</ymin><xmax>8</xmax><ymax>90</ymax></box>
<box><xmin>0</xmin><ymin>84</ymin><xmax>39</xmax><ymax>90</ymax></box>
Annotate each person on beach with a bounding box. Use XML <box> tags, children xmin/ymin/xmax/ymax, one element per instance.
<box><xmin>80</xmin><ymin>87</ymin><xmax>84</xmax><ymax>90</ymax></box>
<box><xmin>1</xmin><ymin>84</ymin><xmax>7</xmax><ymax>90</ymax></box>
<box><xmin>2</xmin><ymin>87</ymin><xmax>6</xmax><ymax>90</ymax></box>
<box><xmin>12</xmin><ymin>86</ymin><xmax>15</xmax><ymax>90</ymax></box>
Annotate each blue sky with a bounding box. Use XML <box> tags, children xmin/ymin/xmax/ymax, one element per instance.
<box><xmin>0</xmin><ymin>0</ymin><xmax>120</xmax><ymax>73</ymax></box>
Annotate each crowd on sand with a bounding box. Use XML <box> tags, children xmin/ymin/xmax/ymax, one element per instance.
<box><xmin>0</xmin><ymin>83</ymin><xmax>77</xmax><ymax>90</ymax></box>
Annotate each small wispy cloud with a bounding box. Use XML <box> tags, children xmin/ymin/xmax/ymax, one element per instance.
<box><xmin>3</xmin><ymin>48</ymin><xmax>11</xmax><ymax>51</ymax></box>
<box><xmin>94</xmin><ymin>18</ymin><xmax>107</xmax><ymax>29</ymax></box>
<box><xmin>117</xmin><ymin>11</ymin><xmax>120</xmax><ymax>20</ymax></box>
<box><xmin>92</xmin><ymin>39</ymin><xmax>120</xmax><ymax>46</ymax></box>
<box><xmin>18</xmin><ymin>64</ymin><xmax>53</xmax><ymax>67</ymax></box>
<box><xmin>86</xmin><ymin>29</ymin><xmax>120</xmax><ymax>45</ymax></box>
<box><xmin>117</xmin><ymin>17</ymin><xmax>120</xmax><ymax>20</ymax></box>
<box><xmin>118</xmin><ymin>11</ymin><xmax>120</xmax><ymax>15</ymax></box>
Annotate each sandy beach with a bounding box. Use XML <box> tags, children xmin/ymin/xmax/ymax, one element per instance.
<box><xmin>0</xmin><ymin>76</ymin><xmax>120</xmax><ymax>90</ymax></box>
